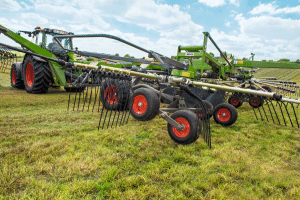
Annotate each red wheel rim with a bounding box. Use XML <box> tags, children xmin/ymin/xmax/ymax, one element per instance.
<box><xmin>105</xmin><ymin>85</ymin><xmax>118</xmax><ymax>104</ymax></box>
<box><xmin>216</xmin><ymin>108</ymin><xmax>231</xmax><ymax>122</ymax></box>
<box><xmin>12</xmin><ymin>69</ymin><xmax>16</xmax><ymax>84</ymax></box>
<box><xmin>250</xmin><ymin>97</ymin><xmax>260</xmax><ymax>106</ymax></box>
<box><xmin>132</xmin><ymin>95</ymin><xmax>147</xmax><ymax>114</ymax></box>
<box><xmin>172</xmin><ymin>117</ymin><xmax>190</xmax><ymax>138</ymax></box>
<box><xmin>230</xmin><ymin>97</ymin><xmax>240</xmax><ymax>106</ymax></box>
<box><xmin>26</xmin><ymin>63</ymin><xmax>34</xmax><ymax>87</ymax></box>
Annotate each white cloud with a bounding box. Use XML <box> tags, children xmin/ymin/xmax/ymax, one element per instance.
<box><xmin>0</xmin><ymin>0</ymin><xmax>22</xmax><ymax>11</ymax></box>
<box><xmin>21</xmin><ymin>13</ymin><xmax>49</xmax><ymax>24</ymax></box>
<box><xmin>20</xmin><ymin>2</ymin><xmax>33</xmax><ymax>10</ymax></box>
<box><xmin>225</xmin><ymin>22</ymin><xmax>231</xmax><ymax>27</ymax></box>
<box><xmin>249</xmin><ymin>2</ymin><xmax>300</xmax><ymax>15</ymax></box>
<box><xmin>198</xmin><ymin>0</ymin><xmax>239</xmax><ymax>7</ymax></box>
<box><xmin>198</xmin><ymin>0</ymin><xmax>226</xmax><ymax>7</ymax></box>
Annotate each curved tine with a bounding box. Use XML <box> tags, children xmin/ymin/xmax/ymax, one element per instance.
<box><xmin>277</xmin><ymin>101</ymin><xmax>287</xmax><ymax>126</ymax></box>
<box><xmin>125</xmin><ymin>80</ymin><xmax>134</xmax><ymax>125</ymax></box>
<box><xmin>270</xmin><ymin>100</ymin><xmax>280</xmax><ymax>124</ymax></box>
<box><xmin>282</xmin><ymin>102</ymin><xmax>294</xmax><ymax>127</ymax></box>
<box><xmin>265</xmin><ymin>99</ymin><xmax>275</xmax><ymax>124</ymax></box>
<box><xmin>115</xmin><ymin>78</ymin><xmax>124</xmax><ymax>127</ymax></box>
<box><xmin>92</xmin><ymin>71</ymin><xmax>101</xmax><ymax>112</ymax></box>
<box><xmin>290</xmin><ymin>102</ymin><xmax>299</xmax><ymax>128</ymax></box>
<box><xmin>107</xmin><ymin>78</ymin><xmax>117</xmax><ymax>128</ymax></box>
<box><xmin>82</xmin><ymin>72</ymin><xmax>91</xmax><ymax>111</ymax></box>
<box><xmin>102</xmin><ymin>78</ymin><xmax>114</xmax><ymax>129</ymax></box>
<box><xmin>261</xmin><ymin>102</ymin><xmax>269</xmax><ymax>123</ymax></box>
<box><xmin>112</xmin><ymin>78</ymin><xmax>123</xmax><ymax>128</ymax></box>
<box><xmin>98</xmin><ymin>76</ymin><xmax>106</xmax><ymax>130</ymax></box>
<box><xmin>87</xmin><ymin>71</ymin><xmax>96</xmax><ymax>112</ymax></box>
<box><xmin>67</xmin><ymin>68</ymin><xmax>73</xmax><ymax>111</ymax></box>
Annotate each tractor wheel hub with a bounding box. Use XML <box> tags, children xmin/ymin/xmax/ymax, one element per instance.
<box><xmin>138</xmin><ymin>102</ymin><xmax>143</xmax><ymax>107</ymax></box>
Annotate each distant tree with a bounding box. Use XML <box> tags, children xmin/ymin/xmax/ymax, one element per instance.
<box><xmin>277</xmin><ymin>58</ymin><xmax>290</xmax><ymax>63</ymax></box>
<box><xmin>87</xmin><ymin>57</ymin><xmax>94</xmax><ymax>61</ymax></box>
<box><xmin>124</xmin><ymin>54</ymin><xmax>130</xmax><ymax>58</ymax></box>
<box><xmin>294</xmin><ymin>59</ymin><xmax>300</xmax><ymax>64</ymax></box>
<box><xmin>130</xmin><ymin>56</ymin><xmax>135</xmax><ymax>58</ymax></box>
<box><xmin>242</xmin><ymin>57</ymin><xmax>248</xmax><ymax>61</ymax></box>
<box><xmin>142</xmin><ymin>57</ymin><xmax>145</xmax><ymax>59</ymax></box>
<box><xmin>115</xmin><ymin>53</ymin><xmax>119</xmax><ymax>57</ymax></box>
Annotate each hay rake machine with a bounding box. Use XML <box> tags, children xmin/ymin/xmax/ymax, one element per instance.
<box><xmin>0</xmin><ymin>45</ymin><xmax>16</xmax><ymax>73</ymax></box>
<box><xmin>0</xmin><ymin>24</ymin><xmax>299</xmax><ymax>148</ymax></box>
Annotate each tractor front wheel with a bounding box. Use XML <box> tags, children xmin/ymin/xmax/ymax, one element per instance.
<box><xmin>23</xmin><ymin>55</ymin><xmax>52</xmax><ymax>94</ymax></box>
<box><xmin>130</xmin><ymin>88</ymin><xmax>160</xmax><ymax>121</ymax></box>
<box><xmin>213</xmin><ymin>103</ymin><xmax>238</xmax><ymax>126</ymax></box>
<box><xmin>167</xmin><ymin>110</ymin><xmax>199</xmax><ymax>144</ymax></box>
<box><xmin>10</xmin><ymin>63</ymin><xmax>25</xmax><ymax>89</ymax></box>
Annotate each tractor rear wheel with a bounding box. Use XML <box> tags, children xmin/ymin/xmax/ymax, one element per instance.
<box><xmin>101</xmin><ymin>79</ymin><xmax>131</xmax><ymax>110</ymax></box>
<box><xmin>213</xmin><ymin>103</ymin><xmax>238</xmax><ymax>126</ymax></box>
<box><xmin>10</xmin><ymin>63</ymin><xmax>25</xmax><ymax>89</ymax></box>
<box><xmin>23</xmin><ymin>55</ymin><xmax>52</xmax><ymax>94</ymax></box>
<box><xmin>130</xmin><ymin>88</ymin><xmax>160</xmax><ymax>121</ymax></box>
<box><xmin>167</xmin><ymin>110</ymin><xmax>199</xmax><ymax>144</ymax></box>
<box><xmin>228</xmin><ymin>94</ymin><xmax>243</xmax><ymax>108</ymax></box>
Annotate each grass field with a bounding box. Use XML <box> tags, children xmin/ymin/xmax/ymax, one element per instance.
<box><xmin>0</xmin><ymin>70</ymin><xmax>300</xmax><ymax>199</ymax></box>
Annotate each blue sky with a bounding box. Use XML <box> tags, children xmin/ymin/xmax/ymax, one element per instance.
<box><xmin>0</xmin><ymin>0</ymin><xmax>299</xmax><ymax>61</ymax></box>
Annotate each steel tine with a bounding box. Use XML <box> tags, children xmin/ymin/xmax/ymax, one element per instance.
<box><xmin>98</xmin><ymin>77</ymin><xmax>106</xmax><ymax>130</ymax></box>
<box><xmin>92</xmin><ymin>72</ymin><xmax>101</xmax><ymax>112</ymax></box>
<box><xmin>290</xmin><ymin>103</ymin><xmax>299</xmax><ymax>128</ymax></box>
<box><xmin>102</xmin><ymin>78</ymin><xmax>113</xmax><ymax>129</ymax></box>
<box><xmin>257</xmin><ymin>106</ymin><xmax>264</xmax><ymax>121</ymax></box>
<box><xmin>261</xmin><ymin>104</ymin><xmax>269</xmax><ymax>123</ymax></box>
<box><xmin>265</xmin><ymin>100</ymin><xmax>275</xmax><ymax>124</ymax></box>
<box><xmin>282</xmin><ymin>102</ymin><xmax>294</xmax><ymax>127</ymax></box>
<box><xmin>111</xmin><ymin>77</ymin><xmax>122</xmax><ymax>128</ymax></box>
<box><xmin>124</xmin><ymin>79</ymin><xmax>133</xmax><ymax>125</ymax></box>
<box><xmin>87</xmin><ymin>72</ymin><xmax>95</xmax><ymax>112</ymax></box>
<box><xmin>82</xmin><ymin>72</ymin><xmax>90</xmax><ymax>112</ymax></box>
<box><xmin>270</xmin><ymin>100</ymin><xmax>280</xmax><ymax>125</ymax></box>
<box><xmin>277</xmin><ymin>102</ymin><xmax>287</xmax><ymax>126</ymax></box>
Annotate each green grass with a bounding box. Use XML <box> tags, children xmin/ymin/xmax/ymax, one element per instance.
<box><xmin>0</xmin><ymin>70</ymin><xmax>300</xmax><ymax>199</ymax></box>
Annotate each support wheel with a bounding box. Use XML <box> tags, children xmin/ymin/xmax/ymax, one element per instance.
<box><xmin>213</xmin><ymin>103</ymin><xmax>238</xmax><ymax>126</ymax></box>
<box><xmin>101</xmin><ymin>79</ymin><xmax>131</xmax><ymax>110</ymax></box>
<box><xmin>10</xmin><ymin>62</ymin><xmax>25</xmax><ymax>89</ymax></box>
<box><xmin>228</xmin><ymin>94</ymin><xmax>243</xmax><ymax>108</ymax></box>
<box><xmin>249</xmin><ymin>96</ymin><xmax>264</xmax><ymax>108</ymax></box>
<box><xmin>23</xmin><ymin>55</ymin><xmax>52</xmax><ymax>94</ymax></box>
<box><xmin>262</xmin><ymin>85</ymin><xmax>272</xmax><ymax>92</ymax></box>
<box><xmin>130</xmin><ymin>88</ymin><xmax>160</xmax><ymax>121</ymax></box>
<box><xmin>167</xmin><ymin>110</ymin><xmax>199</xmax><ymax>145</ymax></box>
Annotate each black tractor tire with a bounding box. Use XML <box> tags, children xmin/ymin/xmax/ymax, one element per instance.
<box><xmin>167</xmin><ymin>110</ymin><xmax>199</xmax><ymax>145</ymax></box>
<box><xmin>23</xmin><ymin>55</ymin><xmax>52</xmax><ymax>94</ymax></box>
<box><xmin>261</xmin><ymin>85</ymin><xmax>272</xmax><ymax>92</ymax></box>
<box><xmin>249</xmin><ymin>96</ymin><xmax>264</xmax><ymax>108</ymax></box>
<box><xmin>101</xmin><ymin>78</ymin><xmax>131</xmax><ymax>110</ymax></box>
<box><xmin>130</xmin><ymin>88</ymin><xmax>160</xmax><ymax>121</ymax></box>
<box><xmin>228</xmin><ymin>94</ymin><xmax>243</xmax><ymax>108</ymax></box>
<box><xmin>213</xmin><ymin>103</ymin><xmax>238</xmax><ymax>126</ymax></box>
<box><xmin>10</xmin><ymin>62</ymin><xmax>25</xmax><ymax>89</ymax></box>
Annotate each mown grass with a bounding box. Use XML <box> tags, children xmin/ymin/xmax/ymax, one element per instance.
<box><xmin>0</xmin><ymin>71</ymin><xmax>300</xmax><ymax>199</ymax></box>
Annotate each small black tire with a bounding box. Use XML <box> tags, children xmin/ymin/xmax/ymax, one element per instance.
<box><xmin>228</xmin><ymin>94</ymin><xmax>243</xmax><ymax>108</ymax></box>
<box><xmin>249</xmin><ymin>96</ymin><xmax>264</xmax><ymax>108</ymax></box>
<box><xmin>213</xmin><ymin>103</ymin><xmax>238</xmax><ymax>126</ymax></box>
<box><xmin>167</xmin><ymin>110</ymin><xmax>199</xmax><ymax>145</ymax></box>
<box><xmin>130</xmin><ymin>88</ymin><xmax>160</xmax><ymax>121</ymax></box>
<box><xmin>101</xmin><ymin>78</ymin><xmax>131</xmax><ymax>110</ymax></box>
<box><xmin>10</xmin><ymin>62</ymin><xmax>25</xmax><ymax>89</ymax></box>
<box><xmin>246</xmin><ymin>85</ymin><xmax>256</xmax><ymax>90</ymax></box>
<box><xmin>23</xmin><ymin>55</ymin><xmax>52</xmax><ymax>94</ymax></box>
<box><xmin>261</xmin><ymin>85</ymin><xmax>272</xmax><ymax>92</ymax></box>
